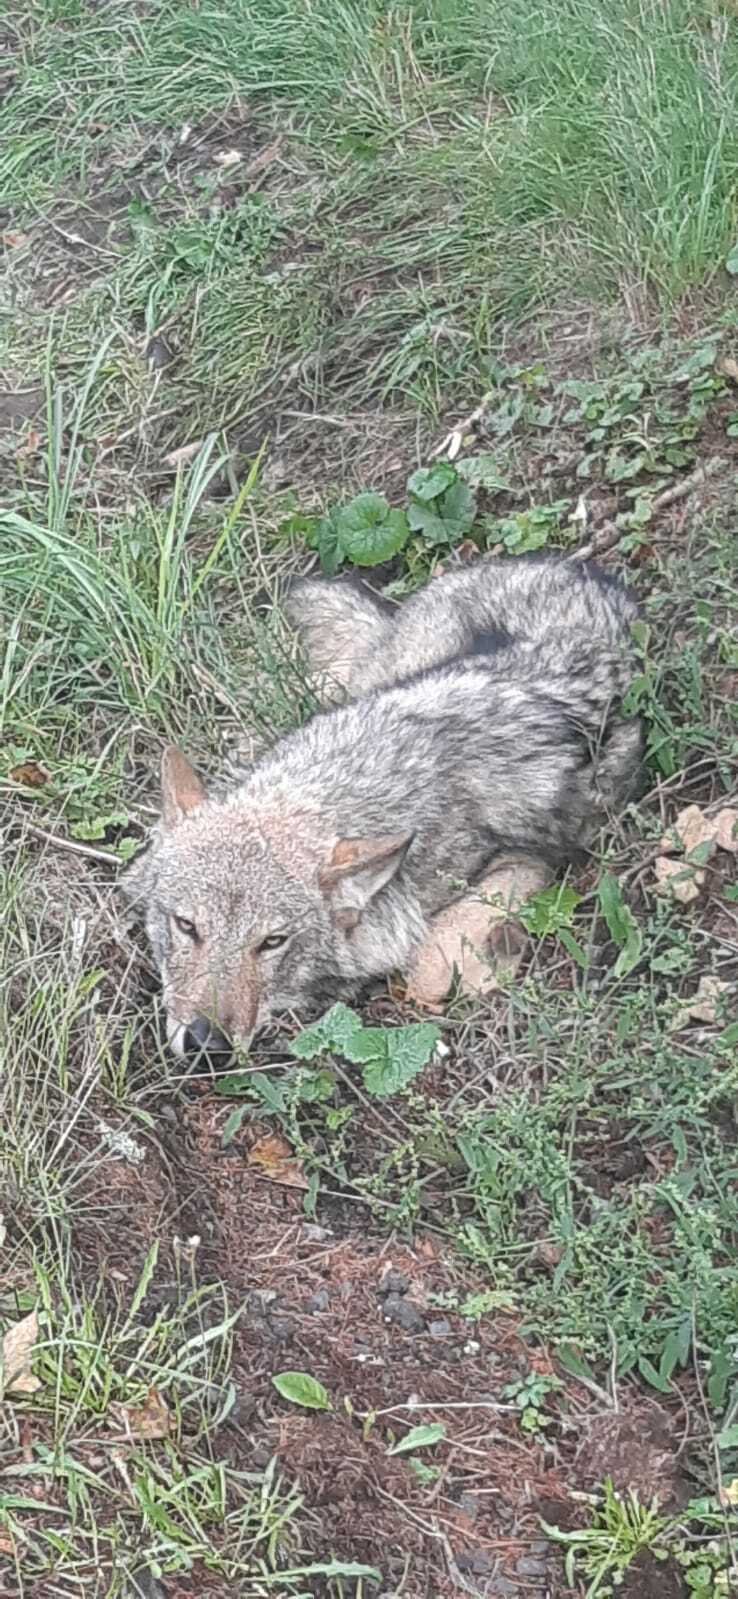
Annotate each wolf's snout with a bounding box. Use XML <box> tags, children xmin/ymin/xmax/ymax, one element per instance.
<box><xmin>182</xmin><ymin>1016</ymin><xmax>233</xmax><ymax>1061</ymax></box>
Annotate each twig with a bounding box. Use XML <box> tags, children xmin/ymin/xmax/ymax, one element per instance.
<box><xmin>573</xmin><ymin>460</ymin><xmax>725</xmax><ymax>562</ymax></box>
<box><xmin>649</xmin><ymin>457</ymin><xmax>725</xmax><ymax>511</ymax></box>
<box><xmin>16</xmin><ymin>820</ymin><xmax>120</xmax><ymax>865</ymax></box>
<box><xmin>429</xmin><ymin>391</ymin><xmax>494</xmax><ymax>460</ymax></box>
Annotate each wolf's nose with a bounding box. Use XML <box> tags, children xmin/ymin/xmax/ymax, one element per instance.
<box><xmin>183</xmin><ymin>1016</ymin><xmax>233</xmax><ymax>1060</ymax></box>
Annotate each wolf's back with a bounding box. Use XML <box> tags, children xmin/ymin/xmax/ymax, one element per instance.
<box><xmin>284</xmin><ymin>554</ymin><xmax>637</xmax><ymax>701</ymax></box>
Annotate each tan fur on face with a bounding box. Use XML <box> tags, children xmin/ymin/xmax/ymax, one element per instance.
<box><xmin>165</xmin><ymin>937</ymin><xmax>261</xmax><ymax>1041</ymax></box>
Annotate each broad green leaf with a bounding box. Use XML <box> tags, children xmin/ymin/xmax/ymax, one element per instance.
<box><xmin>221</xmin><ymin>1105</ymin><xmax>249</xmax><ymax>1146</ymax></box>
<box><xmin>289</xmin><ymin>1002</ymin><xmax>363</xmax><ymax>1061</ymax></box>
<box><xmin>71</xmin><ymin>809</ymin><xmax>129</xmax><ymax>841</ymax></box>
<box><xmin>272</xmin><ymin>1371</ymin><xmax>332</xmax><ymax>1410</ymax></box>
<box><xmin>308</xmin><ymin>509</ymin><xmax>344</xmax><ymax>575</ymax></box>
<box><xmin>716</xmin><ymin>1425</ymin><xmax>738</xmax><ymax>1450</ymax></box>
<box><xmin>456</xmin><ymin>454</ymin><xmax>511</xmax><ymax>492</ymax></box>
<box><xmin>408</xmin><ymin>479</ymin><xmax>476</xmax><ymax>546</ymax></box>
<box><xmin>336</xmin><ymin>493</ymin><xmax>409</xmax><ymax>566</ymax></box>
<box><xmin>214</xmin><ymin>1070</ymin><xmax>255</xmax><ymax>1097</ymax></box>
<box><xmin>597</xmin><ymin>872</ymin><xmax>642</xmax><ymax>977</ymax></box>
<box><xmin>296</xmin><ymin>1070</ymin><xmax>335</xmax><ymax>1103</ymax></box>
<box><xmin>406</xmin><ymin>463</ymin><xmax>457</xmax><ymax>502</ymax></box>
<box><xmin>638</xmin><ymin>1354</ymin><xmax>672</xmax><ymax>1393</ymax></box>
<box><xmin>387</xmin><ymin>1422</ymin><xmax>446</xmax><ymax>1455</ymax></box>
<box><xmin>709</xmin><ymin>1349</ymin><xmax>733</xmax><ymax>1410</ymax></box>
<box><xmin>556</xmin><ymin>1343</ymin><xmax>597</xmax><ymax>1385</ymax></box>
<box><xmin>344</xmin><ymin>1021</ymin><xmax>440</xmax><ymax>1097</ymax></box>
<box><xmin>559</xmin><ymin>928</ymin><xmax>589</xmax><ymax>968</ymax></box>
<box><xmin>520</xmin><ymin>883</ymin><xmax>582</xmax><ymax>936</ymax></box>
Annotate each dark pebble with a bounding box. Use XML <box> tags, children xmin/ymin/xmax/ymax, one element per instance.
<box><xmin>306</xmin><ymin>1288</ymin><xmax>331</xmax><ymax>1313</ymax></box>
<box><xmin>515</xmin><ymin>1556</ymin><xmax>549</xmax><ymax>1578</ymax></box>
<box><xmin>383</xmin><ymin>1294</ymin><xmax>425</xmax><ymax>1333</ymax></box>
<box><xmin>378</xmin><ymin>1269</ymin><xmax>410</xmax><ymax>1297</ymax></box>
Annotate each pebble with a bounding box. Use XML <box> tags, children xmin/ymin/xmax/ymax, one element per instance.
<box><xmin>516</xmin><ymin>1555</ymin><xmax>549</xmax><ymax>1578</ymax></box>
<box><xmin>266</xmin><ymin>1316</ymin><xmax>294</xmax><ymax>1342</ymax></box>
<box><xmin>428</xmin><ymin>1318</ymin><xmax>452</xmax><ymax>1339</ymax></box>
<box><xmin>306</xmin><ymin>1288</ymin><xmax>330</xmax><ymax>1313</ymax></box>
<box><xmin>378</xmin><ymin>1269</ymin><xmax>410</xmax><ymax>1297</ymax></box>
<box><xmin>383</xmin><ymin>1294</ymin><xmax>425</xmax><ymax>1333</ymax></box>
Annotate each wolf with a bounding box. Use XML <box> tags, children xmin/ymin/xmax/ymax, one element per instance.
<box><xmin>125</xmin><ymin>554</ymin><xmax>641</xmax><ymax>1057</ymax></box>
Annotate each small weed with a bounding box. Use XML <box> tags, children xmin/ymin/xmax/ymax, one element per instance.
<box><xmin>544</xmin><ymin>1480</ymin><xmax>669</xmax><ymax>1595</ymax></box>
<box><xmin>502</xmin><ymin>1371</ymin><xmax>562</xmax><ymax>1434</ymax></box>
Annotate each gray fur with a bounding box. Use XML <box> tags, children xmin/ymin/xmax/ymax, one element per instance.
<box><xmin>126</xmin><ymin>554</ymin><xmax>642</xmax><ymax>1050</ymax></box>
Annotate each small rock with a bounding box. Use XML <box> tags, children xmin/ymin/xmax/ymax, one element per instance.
<box><xmin>245</xmin><ymin>1288</ymin><xmax>277</xmax><ymax>1311</ymax></box>
<box><xmin>378</xmin><ymin>1269</ymin><xmax>410</xmax><ymax>1297</ymax></box>
<box><xmin>457</xmin><ymin>1491</ymin><xmax>479</xmax><ymax>1520</ymax></box>
<box><xmin>516</xmin><ymin>1555</ymin><xmax>549</xmax><ymax>1577</ymax></box>
<box><xmin>126</xmin><ymin>1571</ymin><xmax>166</xmax><ymax>1599</ymax></box>
<box><xmin>463</xmin><ymin>1339</ymin><xmax>481</xmax><ymax>1355</ymax></box>
<box><xmin>145</xmin><ymin>335</ymin><xmax>173</xmax><ymax>370</ymax></box>
<box><xmin>428</xmin><ymin>1318</ymin><xmax>452</xmax><ymax>1339</ymax></box>
<box><xmin>456</xmin><ymin>1549</ymin><xmax>493</xmax><ymax>1576</ymax></box>
<box><xmin>266</xmin><ymin>1316</ymin><xmax>294</xmax><ymax>1342</ymax></box>
<box><xmin>306</xmin><ymin>1288</ymin><xmax>330</xmax><ymax>1313</ymax></box>
<box><xmin>383</xmin><ymin>1294</ymin><xmax>425</xmax><ymax>1333</ymax></box>
<box><xmin>303</xmin><ymin>1223</ymin><xmax>332</xmax><ymax>1242</ymax></box>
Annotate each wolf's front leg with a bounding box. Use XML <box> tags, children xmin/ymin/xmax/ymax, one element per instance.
<box><xmin>405</xmin><ymin>858</ymin><xmax>552</xmax><ymax>1007</ymax></box>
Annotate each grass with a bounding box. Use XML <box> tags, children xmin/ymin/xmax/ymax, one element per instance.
<box><xmin>2</xmin><ymin>0</ymin><xmax>738</xmax><ymax>1593</ymax></box>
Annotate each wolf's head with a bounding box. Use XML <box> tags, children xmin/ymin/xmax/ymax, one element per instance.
<box><xmin>125</xmin><ymin>747</ymin><xmax>413</xmax><ymax>1057</ymax></box>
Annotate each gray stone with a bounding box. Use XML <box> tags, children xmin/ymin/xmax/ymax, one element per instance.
<box><xmin>515</xmin><ymin>1555</ymin><xmax>549</xmax><ymax>1577</ymax></box>
<box><xmin>383</xmin><ymin>1294</ymin><xmax>425</xmax><ymax>1333</ymax></box>
<box><xmin>378</xmin><ymin>1269</ymin><xmax>410</xmax><ymax>1297</ymax></box>
<box><xmin>306</xmin><ymin>1288</ymin><xmax>330</xmax><ymax>1313</ymax></box>
<box><xmin>428</xmin><ymin>1318</ymin><xmax>452</xmax><ymax>1339</ymax></box>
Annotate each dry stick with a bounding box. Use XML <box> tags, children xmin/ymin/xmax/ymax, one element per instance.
<box><xmin>573</xmin><ymin>459</ymin><xmax>725</xmax><ymax>562</ymax></box>
<box><xmin>430</xmin><ymin>392</ymin><xmax>725</xmax><ymax>557</ymax></box>
<box><xmin>429</xmin><ymin>391</ymin><xmax>494</xmax><ymax>460</ymax></box>
<box><xmin>16</xmin><ymin>820</ymin><xmax>120</xmax><ymax>866</ymax></box>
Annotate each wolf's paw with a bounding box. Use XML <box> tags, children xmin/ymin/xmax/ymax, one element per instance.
<box><xmin>405</xmin><ymin>859</ymin><xmax>550</xmax><ymax>1008</ymax></box>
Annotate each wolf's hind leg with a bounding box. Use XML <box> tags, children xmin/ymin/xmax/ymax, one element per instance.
<box><xmin>405</xmin><ymin>857</ymin><xmax>552</xmax><ymax>1007</ymax></box>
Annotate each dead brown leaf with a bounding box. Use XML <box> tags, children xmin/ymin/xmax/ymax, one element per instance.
<box><xmin>719</xmin><ymin>356</ymin><xmax>738</xmax><ymax>383</ymax></box>
<box><xmin>2</xmin><ymin>231</ymin><xmax>30</xmax><ymax>249</ymax></box>
<box><xmin>248</xmin><ymin>1133</ymin><xmax>308</xmax><ymax>1190</ymax></box>
<box><xmin>0</xmin><ymin>1533</ymin><xmax>15</xmax><ymax>1556</ymax></box>
<box><xmin>660</xmin><ymin>803</ymin><xmax>738</xmax><ymax>858</ymax></box>
<box><xmin>16</xmin><ymin>427</ymin><xmax>42</xmax><ymax>460</ymax></box>
<box><xmin>163</xmin><ymin>438</ymin><xmax>205</xmax><ymax>468</ymax></box>
<box><xmin>2</xmin><ymin>1310</ymin><xmax>41</xmax><ymax>1395</ymax></box>
<box><xmin>673</xmin><ymin>975</ymin><xmax>731</xmax><ymax>1030</ymax></box>
<box><xmin>653</xmin><ymin>856</ymin><xmax>703</xmax><ymax>904</ymax></box>
<box><xmin>9</xmin><ymin>761</ymin><xmax>50</xmax><ymax>788</ymax></box>
<box><xmin>112</xmin><ymin>1386</ymin><xmax>170</xmax><ymax>1441</ymax></box>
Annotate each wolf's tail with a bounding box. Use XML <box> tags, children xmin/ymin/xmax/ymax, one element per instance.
<box><xmin>281</xmin><ymin>574</ymin><xmax>393</xmax><ymax>696</ymax></box>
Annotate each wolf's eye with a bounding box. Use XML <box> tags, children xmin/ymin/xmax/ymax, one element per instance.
<box><xmin>173</xmin><ymin>915</ymin><xmax>197</xmax><ymax>938</ymax></box>
<box><xmin>257</xmin><ymin>932</ymin><xmax>289</xmax><ymax>954</ymax></box>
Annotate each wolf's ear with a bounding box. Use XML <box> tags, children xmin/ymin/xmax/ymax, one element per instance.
<box><xmin>161</xmin><ymin>747</ymin><xmax>207</xmax><ymax>829</ymax></box>
<box><xmin>318</xmin><ymin>833</ymin><xmax>413</xmax><ymax>925</ymax></box>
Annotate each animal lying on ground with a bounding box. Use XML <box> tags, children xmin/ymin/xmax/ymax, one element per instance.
<box><xmin>125</xmin><ymin>553</ymin><xmax>642</xmax><ymax>1057</ymax></box>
